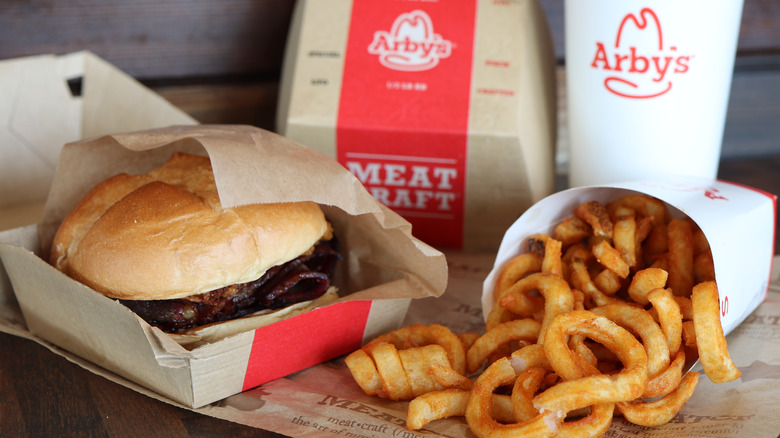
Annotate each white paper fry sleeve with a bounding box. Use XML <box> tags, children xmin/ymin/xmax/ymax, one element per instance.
<box><xmin>483</xmin><ymin>177</ymin><xmax>777</xmax><ymax>335</ymax></box>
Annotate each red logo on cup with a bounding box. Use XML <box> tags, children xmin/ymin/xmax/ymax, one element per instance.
<box><xmin>368</xmin><ymin>10</ymin><xmax>453</xmax><ymax>71</ymax></box>
<box><xmin>590</xmin><ymin>8</ymin><xmax>691</xmax><ymax>99</ymax></box>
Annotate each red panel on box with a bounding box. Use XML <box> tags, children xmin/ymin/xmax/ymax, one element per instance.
<box><xmin>242</xmin><ymin>300</ymin><xmax>373</xmax><ymax>391</ymax></box>
<box><xmin>337</xmin><ymin>0</ymin><xmax>477</xmax><ymax>248</ymax></box>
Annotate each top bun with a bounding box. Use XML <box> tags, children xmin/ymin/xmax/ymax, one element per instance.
<box><xmin>50</xmin><ymin>153</ymin><xmax>330</xmax><ymax>301</ymax></box>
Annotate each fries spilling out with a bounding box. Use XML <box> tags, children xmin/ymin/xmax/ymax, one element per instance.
<box><xmin>345</xmin><ymin>194</ymin><xmax>742</xmax><ymax>437</ymax></box>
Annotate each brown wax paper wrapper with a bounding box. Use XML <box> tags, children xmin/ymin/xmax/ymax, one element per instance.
<box><xmin>39</xmin><ymin>124</ymin><xmax>447</xmax><ymax>301</ymax></box>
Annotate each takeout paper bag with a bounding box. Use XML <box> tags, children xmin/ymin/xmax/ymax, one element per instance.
<box><xmin>1</xmin><ymin>124</ymin><xmax>448</xmax><ymax>408</ymax></box>
<box><xmin>482</xmin><ymin>178</ymin><xmax>777</xmax><ymax>335</ymax></box>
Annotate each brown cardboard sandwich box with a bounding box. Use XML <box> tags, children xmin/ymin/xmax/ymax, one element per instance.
<box><xmin>0</xmin><ymin>53</ymin><xmax>447</xmax><ymax>409</ymax></box>
<box><xmin>277</xmin><ymin>0</ymin><xmax>558</xmax><ymax>251</ymax></box>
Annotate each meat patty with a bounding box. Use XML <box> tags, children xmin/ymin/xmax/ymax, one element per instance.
<box><xmin>121</xmin><ymin>240</ymin><xmax>340</xmax><ymax>332</ymax></box>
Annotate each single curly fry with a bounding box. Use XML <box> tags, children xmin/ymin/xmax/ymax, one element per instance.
<box><xmin>467</xmin><ymin>318</ymin><xmax>541</xmax><ymax>374</ymax></box>
<box><xmin>667</xmin><ymin>218</ymin><xmax>695</xmax><ymax>297</ymax></box>
<box><xmin>407</xmin><ymin>389</ymin><xmax>470</xmax><ymax>430</ymax></box>
<box><xmin>590</xmin><ymin>303</ymin><xmax>671</xmax><ymax>378</ymax></box>
<box><xmin>497</xmin><ymin>273</ymin><xmax>574</xmax><ymax>345</ymax></box>
<box><xmin>362</xmin><ymin>342</ymin><xmax>414</xmax><ymax>400</ymax></box>
<box><xmin>429</xmin><ymin>363</ymin><xmax>473</xmax><ymax>391</ymax></box>
<box><xmin>466</xmin><ymin>357</ymin><xmax>563</xmax><ymax>438</ymax></box>
<box><xmin>627</xmin><ymin>267</ymin><xmax>668</xmax><ymax>305</ymax></box>
<box><xmin>510</xmin><ymin>366</ymin><xmax>547</xmax><ymax>422</ymax></box>
<box><xmin>553</xmin><ymin>216</ymin><xmax>591</xmax><ymax>246</ymax></box>
<box><xmin>344</xmin><ymin>349</ymin><xmax>383</xmax><ymax>396</ymax></box>
<box><xmin>569</xmin><ymin>259</ymin><xmax>620</xmax><ymax>308</ymax></box>
<box><xmin>496</xmin><ymin>282</ymin><xmax>544</xmax><ymax>320</ymax></box>
<box><xmin>691</xmin><ymin>281</ymin><xmax>741</xmax><ymax>383</ymax></box>
<box><xmin>485</xmin><ymin>304</ymin><xmax>523</xmax><ymax>332</ymax></box>
<box><xmin>682</xmin><ymin>320</ymin><xmax>697</xmax><ymax>348</ymax></box>
<box><xmin>407</xmin><ymin>390</ymin><xmax>515</xmax><ymax>430</ymax></box>
<box><xmin>399</xmin><ymin>344</ymin><xmax>452</xmax><ymax>396</ymax></box>
<box><xmin>494</xmin><ymin>253</ymin><xmax>543</xmax><ymax>303</ymax></box>
<box><xmin>617</xmin><ymin>371</ymin><xmax>700</xmax><ymax>427</ymax></box>
<box><xmin>527</xmin><ymin>234</ymin><xmax>564</xmax><ymax>277</ymax></box>
<box><xmin>542</xmin><ymin>238</ymin><xmax>564</xmax><ymax>277</ymax></box>
<box><xmin>647</xmin><ymin>287</ymin><xmax>683</xmax><ymax>355</ymax></box>
<box><xmin>574</xmin><ymin>201</ymin><xmax>613</xmax><ymax>239</ymax></box>
<box><xmin>508</xmin><ymin>343</ymin><xmax>550</xmax><ymax>374</ymax></box>
<box><xmin>535</xmin><ymin>310</ymin><xmax>648</xmax><ymax>414</ymax></box>
<box><xmin>349</xmin><ymin>343</ymin><xmax>453</xmax><ymax>401</ymax></box>
<box><xmin>694</xmin><ymin>250</ymin><xmax>716</xmax><ymax>283</ymax></box>
<box><xmin>593</xmin><ymin>268</ymin><xmax>622</xmax><ymax>296</ymax></box>
<box><xmin>643</xmin><ymin>349</ymin><xmax>687</xmax><ymax>399</ymax></box>
<box><xmin>613</xmin><ymin>215</ymin><xmax>639</xmax><ymax>268</ymax></box>
<box><xmin>494</xmin><ymin>260</ymin><xmax>553</xmax><ymax>328</ymax></box>
<box><xmin>366</xmin><ymin>323</ymin><xmax>467</xmax><ymax>375</ymax></box>
<box><xmin>555</xmin><ymin>403</ymin><xmax>615</xmax><ymax>438</ymax></box>
<box><xmin>592</xmin><ymin>239</ymin><xmax>630</xmax><ymax>279</ymax></box>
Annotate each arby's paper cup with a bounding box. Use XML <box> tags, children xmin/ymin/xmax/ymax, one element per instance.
<box><xmin>565</xmin><ymin>0</ymin><xmax>745</xmax><ymax>187</ymax></box>
<box><xmin>482</xmin><ymin>177</ymin><xmax>776</xmax><ymax>336</ymax></box>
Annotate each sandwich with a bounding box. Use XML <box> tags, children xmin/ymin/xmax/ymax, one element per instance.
<box><xmin>49</xmin><ymin>152</ymin><xmax>339</xmax><ymax>334</ymax></box>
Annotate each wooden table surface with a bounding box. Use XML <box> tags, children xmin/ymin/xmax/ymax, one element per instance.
<box><xmin>1</xmin><ymin>156</ymin><xmax>777</xmax><ymax>438</ymax></box>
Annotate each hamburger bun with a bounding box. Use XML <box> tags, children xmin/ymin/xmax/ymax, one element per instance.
<box><xmin>50</xmin><ymin>152</ymin><xmax>332</xmax><ymax>302</ymax></box>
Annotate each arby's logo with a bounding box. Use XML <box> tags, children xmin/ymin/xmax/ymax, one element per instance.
<box><xmin>640</xmin><ymin>181</ymin><xmax>730</xmax><ymax>201</ymax></box>
<box><xmin>591</xmin><ymin>8</ymin><xmax>692</xmax><ymax>99</ymax></box>
<box><xmin>367</xmin><ymin>10</ymin><xmax>453</xmax><ymax>71</ymax></box>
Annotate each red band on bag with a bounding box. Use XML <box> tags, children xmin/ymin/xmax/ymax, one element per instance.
<box><xmin>242</xmin><ymin>300</ymin><xmax>373</xmax><ymax>391</ymax></box>
<box><xmin>337</xmin><ymin>0</ymin><xmax>477</xmax><ymax>248</ymax></box>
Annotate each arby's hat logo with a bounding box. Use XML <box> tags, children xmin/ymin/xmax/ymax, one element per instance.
<box><xmin>591</xmin><ymin>8</ymin><xmax>692</xmax><ymax>99</ymax></box>
<box><xmin>368</xmin><ymin>10</ymin><xmax>453</xmax><ymax>72</ymax></box>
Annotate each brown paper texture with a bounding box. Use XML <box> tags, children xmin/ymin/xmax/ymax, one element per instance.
<box><xmin>0</xmin><ymin>124</ymin><xmax>447</xmax><ymax>407</ymax></box>
<box><xmin>0</xmin><ymin>51</ymin><xmax>197</xmax><ymax>232</ymax></box>
<box><xmin>277</xmin><ymin>0</ymin><xmax>557</xmax><ymax>251</ymax></box>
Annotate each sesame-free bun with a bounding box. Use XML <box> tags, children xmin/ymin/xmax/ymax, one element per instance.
<box><xmin>50</xmin><ymin>152</ymin><xmax>330</xmax><ymax>301</ymax></box>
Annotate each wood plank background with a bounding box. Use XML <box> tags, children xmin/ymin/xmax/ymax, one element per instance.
<box><xmin>2</xmin><ymin>0</ymin><xmax>778</xmax><ymax>159</ymax></box>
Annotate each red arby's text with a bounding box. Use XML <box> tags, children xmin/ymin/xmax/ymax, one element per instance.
<box><xmin>590</xmin><ymin>7</ymin><xmax>692</xmax><ymax>99</ymax></box>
